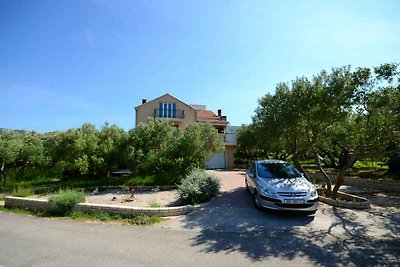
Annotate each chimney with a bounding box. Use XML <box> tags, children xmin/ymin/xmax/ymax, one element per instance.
<box><xmin>217</xmin><ymin>109</ymin><xmax>222</xmax><ymax>117</ymax></box>
<box><xmin>142</xmin><ymin>99</ymin><xmax>147</xmax><ymax>104</ymax></box>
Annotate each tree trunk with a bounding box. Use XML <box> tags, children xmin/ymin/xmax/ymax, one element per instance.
<box><xmin>292</xmin><ymin>152</ymin><xmax>309</xmax><ymax>180</ymax></box>
<box><xmin>332</xmin><ymin>168</ymin><xmax>346</xmax><ymax>199</ymax></box>
<box><xmin>311</xmin><ymin>146</ymin><xmax>332</xmax><ymax>197</ymax></box>
<box><xmin>331</xmin><ymin>150</ymin><xmax>357</xmax><ymax>199</ymax></box>
<box><xmin>0</xmin><ymin>163</ymin><xmax>6</xmax><ymax>185</ymax></box>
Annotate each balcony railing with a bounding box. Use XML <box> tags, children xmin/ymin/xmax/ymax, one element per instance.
<box><xmin>219</xmin><ymin>133</ymin><xmax>237</xmax><ymax>145</ymax></box>
<box><xmin>154</xmin><ymin>109</ymin><xmax>185</xmax><ymax>119</ymax></box>
<box><xmin>197</xmin><ymin>115</ymin><xmax>227</xmax><ymax>122</ymax></box>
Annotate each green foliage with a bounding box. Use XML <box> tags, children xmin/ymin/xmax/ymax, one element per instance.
<box><xmin>69</xmin><ymin>211</ymin><xmax>123</xmax><ymax>221</ymax></box>
<box><xmin>245</xmin><ymin>62</ymin><xmax>400</xmax><ymax>197</ymax></box>
<box><xmin>127</xmin><ymin>214</ymin><xmax>164</xmax><ymax>225</ymax></box>
<box><xmin>44</xmin><ymin>123</ymin><xmax>128</xmax><ymax>178</ymax></box>
<box><xmin>0</xmin><ymin>206</ymin><xmax>46</xmax><ymax>216</ymax></box>
<box><xmin>127</xmin><ymin>120</ymin><xmax>223</xmax><ymax>184</ymax></box>
<box><xmin>0</xmin><ymin>207</ymin><xmax>164</xmax><ymax>225</ymax></box>
<box><xmin>235</xmin><ymin>124</ymin><xmax>269</xmax><ymax>161</ymax></box>
<box><xmin>0</xmin><ymin>130</ymin><xmax>46</xmax><ymax>185</ymax></box>
<box><xmin>148</xmin><ymin>201</ymin><xmax>162</xmax><ymax>208</ymax></box>
<box><xmin>69</xmin><ymin>211</ymin><xmax>163</xmax><ymax>225</ymax></box>
<box><xmin>0</xmin><ymin>130</ymin><xmax>24</xmax><ymax>184</ymax></box>
<box><xmin>48</xmin><ymin>189</ymin><xmax>86</xmax><ymax>214</ymax></box>
<box><xmin>12</xmin><ymin>188</ymin><xmax>34</xmax><ymax>197</ymax></box>
<box><xmin>178</xmin><ymin>169</ymin><xmax>220</xmax><ymax>204</ymax></box>
<box><xmin>1</xmin><ymin>119</ymin><xmax>223</xmax><ymax>187</ymax></box>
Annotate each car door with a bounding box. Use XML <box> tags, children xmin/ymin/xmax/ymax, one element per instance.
<box><xmin>246</xmin><ymin>162</ymin><xmax>257</xmax><ymax>194</ymax></box>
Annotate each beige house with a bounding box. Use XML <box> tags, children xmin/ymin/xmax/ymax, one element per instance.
<box><xmin>134</xmin><ymin>93</ymin><xmax>237</xmax><ymax>169</ymax></box>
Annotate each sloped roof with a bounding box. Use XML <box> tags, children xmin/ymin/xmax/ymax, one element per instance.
<box><xmin>197</xmin><ymin>110</ymin><xmax>217</xmax><ymax>118</ymax></box>
<box><xmin>196</xmin><ymin>110</ymin><xmax>227</xmax><ymax>124</ymax></box>
<box><xmin>134</xmin><ymin>93</ymin><xmax>196</xmax><ymax>110</ymax></box>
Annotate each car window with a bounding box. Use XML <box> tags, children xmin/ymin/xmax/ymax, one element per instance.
<box><xmin>247</xmin><ymin>164</ymin><xmax>252</xmax><ymax>174</ymax></box>
<box><xmin>248</xmin><ymin>163</ymin><xmax>256</xmax><ymax>177</ymax></box>
<box><xmin>257</xmin><ymin>162</ymin><xmax>301</xmax><ymax>178</ymax></box>
<box><xmin>252</xmin><ymin>164</ymin><xmax>256</xmax><ymax>177</ymax></box>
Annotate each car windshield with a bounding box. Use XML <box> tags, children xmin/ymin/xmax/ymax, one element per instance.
<box><xmin>257</xmin><ymin>162</ymin><xmax>301</xmax><ymax>179</ymax></box>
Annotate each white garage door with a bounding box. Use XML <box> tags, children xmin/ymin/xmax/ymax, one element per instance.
<box><xmin>205</xmin><ymin>152</ymin><xmax>226</xmax><ymax>169</ymax></box>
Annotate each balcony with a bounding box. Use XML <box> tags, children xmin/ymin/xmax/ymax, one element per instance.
<box><xmin>154</xmin><ymin>109</ymin><xmax>185</xmax><ymax>120</ymax></box>
<box><xmin>220</xmin><ymin>133</ymin><xmax>237</xmax><ymax>145</ymax></box>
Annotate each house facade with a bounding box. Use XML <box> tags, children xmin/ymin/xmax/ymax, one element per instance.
<box><xmin>134</xmin><ymin>93</ymin><xmax>237</xmax><ymax>169</ymax></box>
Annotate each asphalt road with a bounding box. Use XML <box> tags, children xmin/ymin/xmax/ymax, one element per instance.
<box><xmin>1</xmin><ymin>170</ymin><xmax>399</xmax><ymax>266</ymax></box>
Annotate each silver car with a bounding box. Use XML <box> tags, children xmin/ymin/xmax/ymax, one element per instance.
<box><xmin>245</xmin><ymin>160</ymin><xmax>319</xmax><ymax>213</ymax></box>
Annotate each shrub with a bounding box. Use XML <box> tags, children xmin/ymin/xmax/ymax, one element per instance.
<box><xmin>48</xmin><ymin>189</ymin><xmax>86</xmax><ymax>214</ymax></box>
<box><xmin>127</xmin><ymin>214</ymin><xmax>163</xmax><ymax>225</ymax></box>
<box><xmin>148</xmin><ymin>201</ymin><xmax>162</xmax><ymax>208</ymax></box>
<box><xmin>177</xmin><ymin>169</ymin><xmax>220</xmax><ymax>205</ymax></box>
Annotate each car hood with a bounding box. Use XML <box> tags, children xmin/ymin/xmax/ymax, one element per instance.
<box><xmin>260</xmin><ymin>177</ymin><xmax>312</xmax><ymax>192</ymax></box>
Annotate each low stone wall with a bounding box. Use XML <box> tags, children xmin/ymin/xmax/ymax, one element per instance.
<box><xmin>308</xmin><ymin>172</ymin><xmax>400</xmax><ymax>192</ymax></box>
<box><xmin>4</xmin><ymin>197</ymin><xmax>193</xmax><ymax>217</ymax></box>
<box><xmin>318</xmin><ymin>191</ymin><xmax>371</xmax><ymax>209</ymax></box>
<box><xmin>75</xmin><ymin>203</ymin><xmax>192</xmax><ymax>217</ymax></box>
<box><xmin>4</xmin><ymin>197</ymin><xmax>58</xmax><ymax>212</ymax></box>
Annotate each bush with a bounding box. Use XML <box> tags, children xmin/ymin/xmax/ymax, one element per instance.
<box><xmin>48</xmin><ymin>189</ymin><xmax>86</xmax><ymax>214</ymax></box>
<box><xmin>177</xmin><ymin>169</ymin><xmax>220</xmax><ymax>205</ymax></box>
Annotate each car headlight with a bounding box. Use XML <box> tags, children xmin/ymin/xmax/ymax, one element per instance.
<box><xmin>260</xmin><ymin>187</ymin><xmax>276</xmax><ymax>198</ymax></box>
<box><xmin>310</xmin><ymin>187</ymin><xmax>318</xmax><ymax>198</ymax></box>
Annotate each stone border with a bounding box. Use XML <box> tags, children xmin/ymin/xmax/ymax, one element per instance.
<box><xmin>85</xmin><ymin>185</ymin><xmax>178</xmax><ymax>192</ymax></box>
<box><xmin>318</xmin><ymin>191</ymin><xmax>370</xmax><ymax>209</ymax></box>
<box><xmin>308</xmin><ymin>172</ymin><xmax>400</xmax><ymax>193</ymax></box>
<box><xmin>4</xmin><ymin>197</ymin><xmax>193</xmax><ymax>217</ymax></box>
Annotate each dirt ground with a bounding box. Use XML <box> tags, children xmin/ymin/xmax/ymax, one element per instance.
<box><xmin>86</xmin><ymin>189</ymin><xmax>181</xmax><ymax>207</ymax></box>
<box><xmin>31</xmin><ymin>189</ymin><xmax>182</xmax><ymax>208</ymax></box>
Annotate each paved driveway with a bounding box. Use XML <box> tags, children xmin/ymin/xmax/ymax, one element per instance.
<box><xmin>1</xmin><ymin>171</ymin><xmax>399</xmax><ymax>266</ymax></box>
<box><xmin>156</xmin><ymin>170</ymin><xmax>400</xmax><ymax>265</ymax></box>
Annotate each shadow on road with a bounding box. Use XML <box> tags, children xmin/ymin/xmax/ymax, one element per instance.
<box><xmin>181</xmin><ymin>187</ymin><xmax>400</xmax><ymax>266</ymax></box>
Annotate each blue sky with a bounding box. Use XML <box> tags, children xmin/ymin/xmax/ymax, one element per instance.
<box><xmin>1</xmin><ymin>0</ymin><xmax>399</xmax><ymax>132</ymax></box>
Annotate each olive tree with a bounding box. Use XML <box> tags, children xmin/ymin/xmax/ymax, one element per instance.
<box><xmin>315</xmin><ymin>63</ymin><xmax>400</xmax><ymax>197</ymax></box>
<box><xmin>127</xmin><ymin>120</ymin><xmax>223</xmax><ymax>181</ymax></box>
<box><xmin>250</xmin><ymin>63</ymin><xmax>399</xmax><ymax>199</ymax></box>
<box><xmin>0</xmin><ymin>130</ymin><xmax>24</xmax><ymax>184</ymax></box>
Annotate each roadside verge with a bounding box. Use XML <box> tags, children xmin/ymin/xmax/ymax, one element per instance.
<box><xmin>4</xmin><ymin>196</ymin><xmax>193</xmax><ymax>217</ymax></box>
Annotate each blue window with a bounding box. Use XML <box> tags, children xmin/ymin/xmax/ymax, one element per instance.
<box><xmin>159</xmin><ymin>102</ymin><xmax>177</xmax><ymax>118</ymax></box>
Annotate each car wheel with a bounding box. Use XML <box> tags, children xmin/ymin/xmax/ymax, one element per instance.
<box><xmin>253</xmin><ymin>191</ymin><xmax>261</xmax><ymax>209</ymax></box>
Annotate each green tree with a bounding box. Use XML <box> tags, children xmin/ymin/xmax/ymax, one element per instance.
<box><xmin>96</xmin><ymin>123</ymin><xmax>128</xmax><ymax>177</ymax></box>
<box><xmin>178</xmin><ymin>122</ymin><xmax>224</xmax><ymax>167</ymax></box>
<box><xmin>14</xmin><ymin>131</ymin><xmax>47</xmax><ymax>179</ymax></box>
<box><xmin>49</xmin><ymin>123</ymin><xmax>100</xmax><ymax>177</ymax></box>
<box><xmin>127</xmin><ymin>119</ymin><xmax>179</xmax><ymax>175</ymax></box>
<box><xmin>0</xmin><ymin>130</ymin><xmax>24</xmax><ymax>185</ymax></box>
<box><xmin>235</xmin><ymin>124</ymin><xmax>270</xmax><ymax>162</ymax></box>
<box><xmin>127</xmin><ymin>120</ymin><xmax>223</xmax><ymax>181</ymax></box>
<box><xmin>315</xmin><ymin>64</ymin><xmax>400</xmax><ymax>196</ymax></box>
<box><xmin>250</xmin><ymin>63</ymin><xmax>399</xmax><ymax>199</ymax></box>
